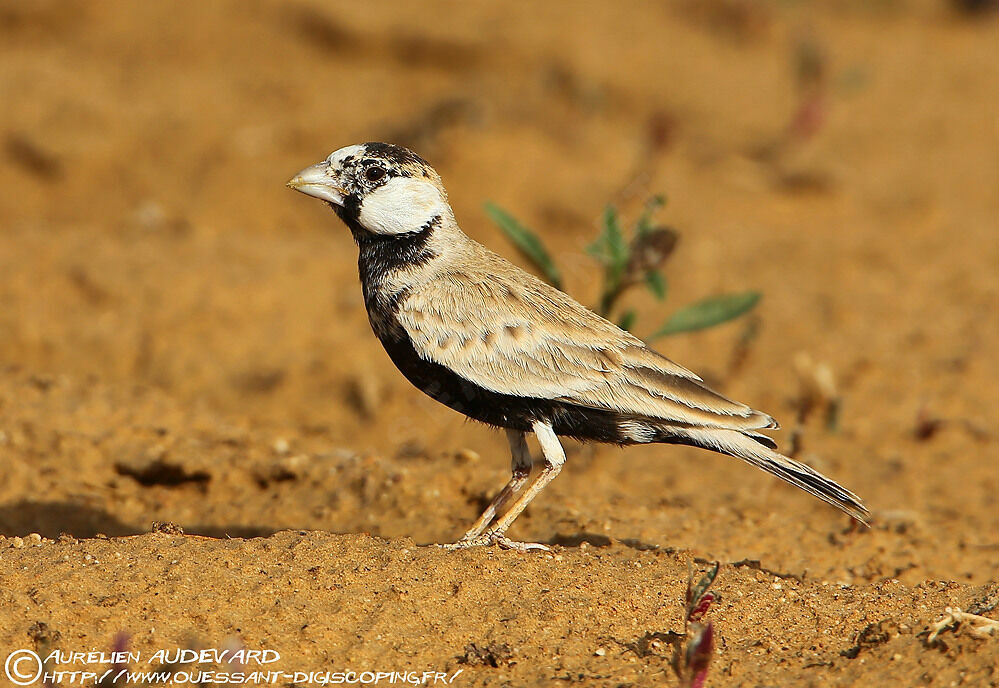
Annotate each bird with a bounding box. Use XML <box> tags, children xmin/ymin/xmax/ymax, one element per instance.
<box><xmin>287</xmin><ymin>142</ymin><xmax>869</xmax><ymax>551</ymax></box>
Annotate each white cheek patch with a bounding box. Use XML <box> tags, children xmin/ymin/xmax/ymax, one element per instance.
<box><xmin>358</xmin><ymin>176</ymin><xmax>450</xmax><ymax>235</ymax></box>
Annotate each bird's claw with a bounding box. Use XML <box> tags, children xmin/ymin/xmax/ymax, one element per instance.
<box><xmin>440</xmin><ymin>530</ymin><xmax>550</xmax><ymax>552</ymax></box>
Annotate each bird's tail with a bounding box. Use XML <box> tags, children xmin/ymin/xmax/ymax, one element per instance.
<box><xmin>665</xmin><ymin>426</ymin><xmax>870</xmax><ymax>524</ymax></box>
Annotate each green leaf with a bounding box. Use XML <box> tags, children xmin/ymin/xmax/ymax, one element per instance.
<box><xmin>602</xmin><ymin>205</ymin><xmax>629</xmax><ymax>286</ymax></box>
<box><xmin>644</xmin><ymin>271</ymin><xmax>667</xmax><ymax>300</ymax></box>
<box><xmin>585</xmin><ymin>240</ymin><xmax>606</xmax><ymax>261</ymax></box>
<box><xmin>484</xmin><ymin>201</ymin><xmax>562</xmax><ymax>289</ymax></box>
<box><xmin>649</xmin><ymin>291</ymin><xmax>761</xmax><ymax>339</ymax></box>
<box><xmin>593</xmin><ymin>205</ymin><xmax>632</xmax><ymax>316</ymax></box>
<box><xmin>635</xmin><ymin>194</ymin><xmax>666</xmax><ymax>236</ymax></box>
<box><xmin>617</xmin><ymin>309</ymin><xmax>637</xmax><ymax>332</ymax></box>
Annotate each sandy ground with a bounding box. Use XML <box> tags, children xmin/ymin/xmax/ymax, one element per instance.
<box><xmin>1</xmin><ymin>1</ymin><xmax>998</xmax><ymax>686</ymax></box>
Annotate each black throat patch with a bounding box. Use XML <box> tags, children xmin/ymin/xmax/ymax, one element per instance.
<box><xmin>332</xmin><ymin>202</ymin><xmax>441</xmax><ymax>338</ymax></box>
<box><xmin>350</xmin><ymin>213</ymin><xmax>440</xmax><ymax>285</ymax></box>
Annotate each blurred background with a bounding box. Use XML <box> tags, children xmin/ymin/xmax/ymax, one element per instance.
<box><xmin>1</xmin><ymin>0</ymin><xmax>997</xmax><ymax>584</ymax></box>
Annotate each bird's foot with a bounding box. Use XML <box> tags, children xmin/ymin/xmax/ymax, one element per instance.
<box><xmin>492</xmin><ymin>535</ymin><xmax>550</xmax><ymax>552</ymax></box>
<box><xmin>440</xmin><ymin>530</ymin><xmax>549</xmax><ymax>552</ymax></box>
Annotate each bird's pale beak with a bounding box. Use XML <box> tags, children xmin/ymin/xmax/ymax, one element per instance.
<box><xmin>286</xmin><ymin>162</ymin><xmax>347</xmax><ymax>206</ymax></box>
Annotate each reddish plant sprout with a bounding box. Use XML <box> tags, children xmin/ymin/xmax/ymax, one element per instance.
<box><xmin>686</xmin><ymin>622</ymin><xmax>715</xmax><ymax>688</ymax></box>
<box><xmin>787</xmin><ymin>32</ymin><xmax>827</xmax><ymax>144</ymax></box>
<box><xmin>675</xmin><ymin>562</ymin><xmax>720</xmax><ymax>688</ymax></box>
<box><xmin>111</xmin><ymin>631</ymin><xmax>131</xmax><ymax>674</ymax></box>
<box><xmin>688</xmin><ymin>593</ymin><xmax>715</xmax><ymax>624</ymax></box>
<box><xmin>686</xmin><ymin>562</ymin><xmax>719</xmax><ymax>622</ymax></box>
<box><xmin>94</xmin><ymin>632</ymin><xmax>132</xmax><ymax>688</ymax></box>
<box><xmin>223</xmin><ymin>637</ymin><xmax>247</xmax><ymax>675</ymax></box>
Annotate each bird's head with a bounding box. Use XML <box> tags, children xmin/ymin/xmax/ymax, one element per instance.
<box><xmin>287</xmin><ymin>142</ymin><xmax>452</xmax><ymax>236</ymax></box>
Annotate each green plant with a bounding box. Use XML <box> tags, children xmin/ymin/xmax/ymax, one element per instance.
<box><xmin>484</xmin><ymin>198</ymin><xmax>760</xmax><ymax>340</ymax></box>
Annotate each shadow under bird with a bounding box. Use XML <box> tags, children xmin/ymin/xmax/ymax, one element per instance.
<box><xmin>288</xmin><ymin>142</ymin><xmax>869</xmax><ymax>551</ymax></box>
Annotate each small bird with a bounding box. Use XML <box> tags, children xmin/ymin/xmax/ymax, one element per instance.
<box><xmin>288</xmin><ymin>142</ymin><xmax>869</xmax><ymax>551</ymax></box>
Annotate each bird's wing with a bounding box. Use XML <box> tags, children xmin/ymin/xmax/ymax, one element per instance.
<box><xmin>396</xmin><ymin>252</ymin><xmax>775</xmax><ymax>432</ymax></box>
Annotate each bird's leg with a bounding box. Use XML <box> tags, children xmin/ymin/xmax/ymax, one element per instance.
<box><xmin>445</xmin><ymin>421</ymin><xmax>564</xmax><ymax>552</ymax></box>
<box><xmin>457</xmin><ymin>429</ymin><xmax>533</xmax><ymax>542</ymax></box>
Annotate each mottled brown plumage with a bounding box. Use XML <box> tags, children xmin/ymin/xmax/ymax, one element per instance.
<box><xmin>397</xmin><ymin>245</ymin><xmax>777</xmax><ymax>433</ymax></box>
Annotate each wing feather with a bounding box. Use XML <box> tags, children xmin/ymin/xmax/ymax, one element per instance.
<box><xmin>397</xmin><ymin>251</ymin><xmax>775</xmax><ymax>433</ymax></box>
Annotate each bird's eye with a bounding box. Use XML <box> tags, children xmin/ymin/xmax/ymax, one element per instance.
<box><xmin>365</xmin><ymin>166</ymin><xmax>386</xmax><ymax>182</ymax></box>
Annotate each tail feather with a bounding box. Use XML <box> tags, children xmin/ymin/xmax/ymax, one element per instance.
<box><xmin>742</xmin><ymin>430</ymin><xmax>778</xmax><ymax>450</ymax></box>
<box><xmin>664</xmin><ymin>426</ymin><xmax>870</xmax><ymax>524</ymax></box>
